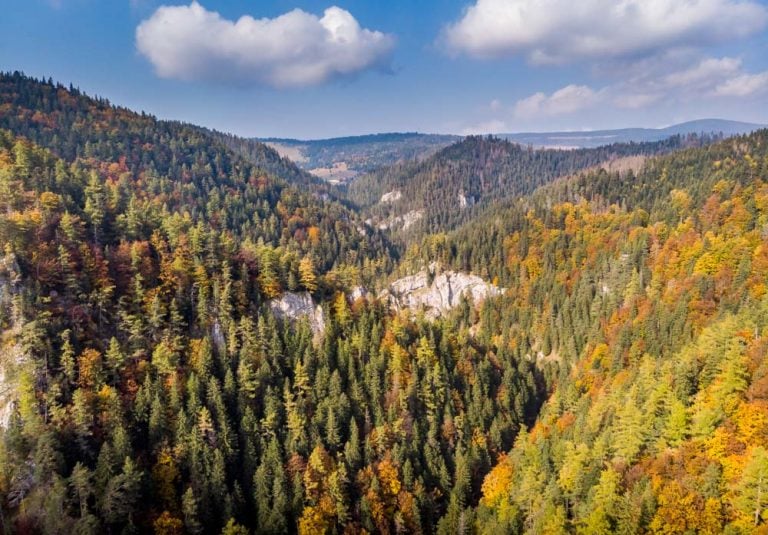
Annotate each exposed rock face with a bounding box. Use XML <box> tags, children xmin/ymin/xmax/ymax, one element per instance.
<box><xmin>0</xmin><ymin>375</ymin><xmax>13</xmax><ymax>428</ymax></box>
<box><xmin>457</xmin><ymin>193</ymin><xmax>476</xmax><ymax>209</ymax></box>
<box><xmin>268</xmin><ymin>292</ymin><xmax>325</xmax><ymax>335</ymax></box>
<box><xmin>373</xmin><ymin>209</ymin><xmax>424</xmax><ymax>231</ymax></box>
<box><xmin>401</xmin><ymin>210</ymin><xmax>424</xmax><ymax>230</ymax></box>
<box><xmin>0</xmin><ymin>342</ymin><xmax>25</xmax><ymax>428</ymax></box>
<box><xmin>380</xmin><ymin>190</ymin><xmax>402</xmax><ymax>203</ymax></box>
<box><xmin>348</xmin><ymin>286</ymin><xmax>369</xmax><ymax>303</ymax></box>
<box><xmin>380</xmin><ymin>265</ymin><xmax>504</xmax><ymax>319</ymax></box>
<box><xmin>0</xmin><ymin>252</ymin><xmax>24</xmax><ymax>429</ymax></box>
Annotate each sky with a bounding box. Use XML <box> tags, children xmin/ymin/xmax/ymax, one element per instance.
<box><xmin>1</xmin><ymin>0</ymin><xmax>768</xmax><ymax>138</ymax></box>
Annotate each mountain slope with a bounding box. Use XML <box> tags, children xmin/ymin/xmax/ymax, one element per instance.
<box><xmin>0</xmin><ymin>74</ymin><xmax>544</xmax><ymax>534</ymax></box>
<box><xmin>432</xmin><ymin>129</ymin><xmax>768</xmax><ymax>533</ymax></box>
<box><xmin>0</xmin><ymin>72</ymin><xmax>330</xmax><ymax>193</ymax></box>
<box><xmin>208</xmin><ymin>129</ymin><xmax>329</xmax><ymax>190</ymax></box>
<box><xmin>347</xmin><ymin>134</ymin><xmax>695</xmax><ymax>237</ymax></box>
<box><xmin>0</xmin><ymin>72</ymin><xmax>389</xmax><ymax>275</ymax></box>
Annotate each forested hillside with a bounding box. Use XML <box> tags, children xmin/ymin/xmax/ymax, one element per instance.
<box><xmin>0</xmin><ymin>72</ymin><xmax>390</xmax><ymax>278</ymax></box>
<box><xmin>411</xmin><ymin>130</ymin><xmax>768</xmax><ymax>533</ymax></box>
<box><xmin>207</xmin><ymin>130</ymin><xmax>326</xmax><ymax>190</ymax></box>
<box><xmin>1</xmin><ymin>72</ymin><xmax>768</xmax><ymax>535</ymax></box>
<box><xmin>0</xmin><ymin>73</ymin><xmax>328</xmax><ymax>194</ymax></box>
<box><xmin>346</xmin><ymin>134</ymin><xmax>701</xmax><ymax>237</ymax></box>
<box><xmin>0</xmin><ymin>74</ymin><xmax>545</xmax><ymax>533</ymax></box>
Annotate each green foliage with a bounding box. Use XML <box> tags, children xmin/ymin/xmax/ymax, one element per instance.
<box><xmin>2</xmin><ymin>71</ymin><xmax>768</xmax><ymax>534</ymax></box>
<box><xmin>348</xmin><ymin>133</ymin><xmax>696</xmax><ymax>239</ymax></box>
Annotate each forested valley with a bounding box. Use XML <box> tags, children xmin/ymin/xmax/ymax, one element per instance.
<box><xmin>1</xmin><ymin>72</ymin><xmax>768</xmax><ymax>534</ymax></box>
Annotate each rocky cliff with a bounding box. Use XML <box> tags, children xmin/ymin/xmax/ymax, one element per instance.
<box><xmin>267</xmin><ymin>271</ymin><xmax>501</xmax><ymax>333</ymax></box>
<box><xmin>380</xmin><ymin>190</ymin><xmax>402</xmax><ymax>203</ymax></box>
<box><xmin>268</xmin><ymin>292</ymin><xmax>326</xmax><ymax>335</ymax></box>
<box><xmin>0</xmin><ymin>251</ymin><xmax>24</xmax><ymax>428</ymax></box>
<box><xmin>379</xmin><ymin>264</ymin><xmax>504</xmax><ymax>319</ymax></box>
<box><xmin>0</xmin><ymin>341</ymin><xmax>25</xmax><ymax>428</ymax></box>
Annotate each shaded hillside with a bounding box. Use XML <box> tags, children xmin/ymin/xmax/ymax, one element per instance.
<box><xmin>208</xmin><ymin>130</ymin><xmax>328</xmax><ymax>190</ymax></box>
<box><xmin>348</xmin><ymin>134</ymin><xmax>695</xmax><ymax>237</ymax></box>
<box><xmin>0</xmin><ymin>72</ymin><xmax>389</xmax><ymax>275</ymax></box>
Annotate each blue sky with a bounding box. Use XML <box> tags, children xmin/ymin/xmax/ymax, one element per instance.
<box><xmin>2</xmin><ymin>0</ymin><xmax>768</xmax><ymax>138</ymax></box>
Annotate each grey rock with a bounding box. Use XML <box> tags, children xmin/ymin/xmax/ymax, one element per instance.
<box><xmin>268</xmin><ymin>292</ymin><xmax>326</xmax><ymax>335</ymax></box>
<box><xmin>380</xmin><ymin>264</ymin><xmax>504</xmax><ymax>319</ymax></box>
<box><xmin>380</xmin><ymin>190</ymin><xmax>402</xmax><ymax>203</ymax></box>
<box><xmin>348</xmin><ymin>286</ymin><xmax>370</xmax><ymax>303</ymax></box>
<box><xmin>0</xmin><ymin>252</ymin><xmax>25</xmax><ymax>429</ymax></box>
<box><xmin>401</xmin><ymin>210</ymin><xmax>424</xmax><ymax>230</ymax></box>
<box><xmin>0</xmin><ymin>343</ymin><xmax>25</xmax><ymax>429</ymax></box>
<box><xmin>372</xmin><ymin>209</ymin><xmax>424</xmax><ymax>231</ymax></box>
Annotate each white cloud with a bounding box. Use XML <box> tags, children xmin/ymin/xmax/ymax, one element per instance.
<box><xmin>618</xmin><ymin>56</ymin><xmax>768</xmax><ymax>101</ymax></box>
<box><xmin>514</xmin><ymin>85</ymin><xmax>601</xmax><ymax>118</ymax></box>
<box><xmin>508</xmin><ymin>55</ymin><xmax>768</xmax><ymax>119</ymax></box>
<box><xmin>714</xmin><ymin>71</ymin><xmax>768</xmax><ymax>96</ymax></box>
<box><xmin>443</xmin><ymin>0</ymin><xmax>767</xmax><ymax>63</ymax></box>
<box><xmin>136</xmin><ymin>2</ymin><xmax>395</xmax><ymax>88</ymax></box>
<box><xmin>663</xmin><ymin>57</ymin><xmax>742</xmax><ymax>89</ymax></box>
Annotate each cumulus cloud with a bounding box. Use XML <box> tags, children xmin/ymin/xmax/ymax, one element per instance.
<box><xmin>442</xmin><ymin>0</ymin><xmax>768</xmax><ymax>63</ymax></box>
<box><xmin>136</xmin><ymin>2</ymin><xmax>395</xmax><ymax>88</ymax></box>
<box><xmin>714</xmin><ymin>71</ymin><xmax>768</xmax><ymax>96</ymax></box>
<box><xmin>663</xmin><ymin>57</ymin><xmax>742</xmax><ymax>89</ymax></box>
<box><xmin>514</xmin><ymin>85</ymin><xmax>601</xmax><ymax>118</ymax></box>
<box><xmin>510</xmin><ymin>55</ymin><xmax>768</xmax><ymax>119</ymax></box>
<box><xmin>619</xmin><ymin>56</ymin><xmax>768</xmax><ymax>101</ymax></box>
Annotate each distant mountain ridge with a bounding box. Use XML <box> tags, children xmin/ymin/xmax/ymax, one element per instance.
<box><xmin>499</xmin><ymin>119</ymin><xmax>764</xmax><ymax>148</ymax></box>
<box><xmin>347</xmin><ymin>134</ymin><xmax>693</xmax><ymax>238</ymax></box>
<box><xmin>257</xmin><ymin>120</ymin><xmax>763</xmax><ymax>181</ymax></box>
<box><xmin>262</xmin><ymin>132</ymin><xmax>453</xmax><ymax>146</ymax></box>
<box><xmin>258</xmin><ymin>132</ymin><xmax>459</xmax><ymax>183</ymax></box>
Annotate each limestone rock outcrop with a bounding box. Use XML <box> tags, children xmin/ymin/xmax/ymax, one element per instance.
<box><xmin>268</xmin><ymin>292</ymin><xmax>326</xmax><ymax>335</ymax></box>
<box><xmin>379</xmin><ymin>264</ymin><xmax>503</xmax><ymax>319</ymax></box>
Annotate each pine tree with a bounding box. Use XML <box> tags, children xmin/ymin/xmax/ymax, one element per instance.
<box><xmin>102</xmin><ymin>457</ymin><xmax>142</xmax><ymax>526</ymax></box>
<box><xmin>182</xmin><ymin>487</ymin><xmax>204</xmax><ymax>535</ymax></box>
<box><xmin>84</xmin><ymin>170</ymin><xmax>106</xmax><ymax>244</ymax></box>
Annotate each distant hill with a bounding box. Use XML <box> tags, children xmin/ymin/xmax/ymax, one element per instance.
<box><xmin>259</xmin><ymin>132</ymin><xmax>459</xmax><ymax>183</ymax></box>
<box><xmin>499</xmin><ymin>119</ymin><xmax>764</xmax><ymax>148</ymax></box>
<box><xmin>347</xmin><ymin>134</ymin><xmax>693</xmax><ymax>237</ymax></box>
<box><xmin>258</xmin><ymin>120</ymin><xmax>763</xmax><ymax>182</ymax></box>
